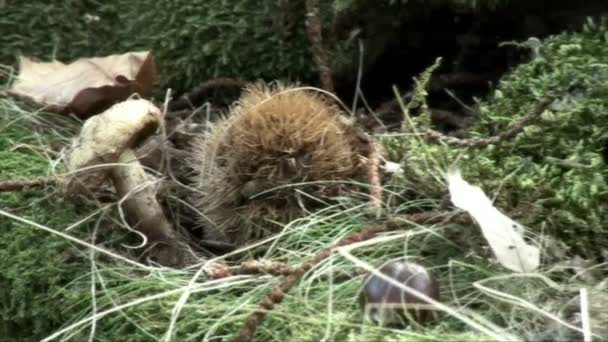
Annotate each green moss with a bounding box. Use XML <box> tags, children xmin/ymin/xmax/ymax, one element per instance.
<box><xmin>385</xmin><ymin>19</ymin><xmax>608</xmax><ymax>258</ymax></box>
<box><xmin>0</xmin><ymin>102</ymin><xmax>91</xmax><ymax>339</ymax></box>
<box><xmin>0</xmin><ymin>0</ymin><xmax>515</xmax><ymax>94</ymax></box>
<box><xmin>0</xmin><ymin>1</ymin><xmax>117</xmax><ymax>65</ymax></box>
<box><xmin>0</xmin><ymin>200</ymin><xmax>89</xmax><ymax>339</ymax></box>
<box><xmin>0</xmin><ymin>0</ymin><xmax>317</xmax><ymax>94</ymax></box>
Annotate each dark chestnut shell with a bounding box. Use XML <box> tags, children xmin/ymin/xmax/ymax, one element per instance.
<box><xmin>360</xmin><ymin>261</ymin><xmax>440</xmax><ymax>327</ymax></box>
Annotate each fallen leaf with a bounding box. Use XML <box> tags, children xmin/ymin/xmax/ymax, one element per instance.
<box><xmin>446</xmin><ymin>168</ymin><xmax>540</xmax><ymax>273</ymax></box>
<box><xmin>9</xmin><ymin>51</ymin><xmax>156</xmax><ymax>119</ymax></box>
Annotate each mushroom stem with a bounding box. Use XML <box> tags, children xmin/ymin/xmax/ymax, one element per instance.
<box><xmin>63</xmin><ymin>99</ymin><xmax>184</xmax><ymax>266</ymax></box>
<box><xmin>111</xmin><ymin>149</ymin><xmax>176</xmax><ymax>243</ymax></box>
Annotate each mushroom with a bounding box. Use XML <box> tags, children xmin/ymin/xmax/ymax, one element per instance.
<box><xmin>360</xmin><ymin>261</ymin><xmax>440</xmax><ymax>327</ymax></box>
<box><xmin>64</xmin><ymin>99</ymin><xmax>182</xmax><ymax>266</ymax></box>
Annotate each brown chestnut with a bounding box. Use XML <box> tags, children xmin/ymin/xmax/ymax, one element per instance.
<box><xmin>359</xmin><ymin>261</ymin><xmax>440</xmax><ymax>327</ymax></box>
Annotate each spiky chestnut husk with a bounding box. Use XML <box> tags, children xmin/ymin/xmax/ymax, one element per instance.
<box><xmin>190</xmin><ymin>83</ymin><xmax>371</xmax><ymax>246</ymax></box>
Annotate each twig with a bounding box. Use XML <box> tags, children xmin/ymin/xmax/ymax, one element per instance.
<box><xmin>209</xmin><ymin>259</ymin><xmax>366</xmax><ymax>284</ymax></box>
<box><xmin>204</xmin><ymin>262</ymin><xmax>233</xmax><ymax>279</ymax></box>
<box><xmin>372</xmin><ymin>72</ymin><xmax>493</xmax><ymax>121</ymax></box>
<box><xmin>207</xmin><ymin>259</ymin><xmax>348</xmax><ymax>280</ymax></box>
<box><xmin>423</xmin><ymin>97</ymin><xmax>553</xmax><ymax>148</ymax></box>
<box><xmin>0</xmin><ymin>176</ymin><xmax>58</xmax><ymax>192</ymax></box>
<box><xmin>426</xmin><ymin>71</ymin><xmax>499</xmax><ymax>93</ymax></box>
<box><xmin>239</xmin><ymin>259</ymin><xmax>297</xmax><ymax>277</ymax></box>
<box><xmin>168</xmin><ymin>78</ymin><xmax>246</xmax><ymax>111</ymax></box>
<box><xmin>367</xmin><ymin>141</ymin><xmax>383</xmax><ymax>215</ymax></box>
<box><xmin>231</xmin><ymin>211</ymin><xmax>456</xmax><ymax>342</ymax></box>
<box><xmin>305</xmin><ymin>0</ymin><xmax>335</xmax><ymax>93</ymax></box>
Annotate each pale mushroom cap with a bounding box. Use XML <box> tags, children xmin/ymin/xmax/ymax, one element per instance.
<box><xmin>65</xmin><ymin>99</ymin><xmax>162</xmax><ymax>172</ymax></box>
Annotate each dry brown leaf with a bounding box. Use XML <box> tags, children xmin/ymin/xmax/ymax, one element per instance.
<box><xmin>9</xmin><ymin>51</ymin><xmax>156</xmax><ymax>119</ymax></box>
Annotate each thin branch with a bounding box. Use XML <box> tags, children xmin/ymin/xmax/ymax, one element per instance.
<box><xmin>0</xmin><ymin>176</ymin><xmax>58</xmax><ymax>192</ymax></box>
<box><xmin>231</xmin><ymin>210</ymin><xmax>459</xmax><ymax>342</ymax></box>
<box><xmin>239</xmin><ymin>259</ymin><xmax>297</xmax><ymax>277</ymax></box>
<box><xmin>367</xmin><ymin>141</ymin><xmax>383</xmax><ymax>215</ymax></box>
<box><xmin>168</xmin><ymin>78</ymin><xmax>246</xmax><ymax>111</ymax></box>
<box><xmin>423</xmin><ymin>97</ymin><xmax>553</xmax><ymax>148</ymax></box>
<box><xmin>305</xmin><ymin>0</ymin><xmax>335</xmax><ymax>93</ymax></box>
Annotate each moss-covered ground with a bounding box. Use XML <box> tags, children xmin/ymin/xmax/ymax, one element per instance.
<box><xmin>0</xmin><ymin>0</ymin><xmax>516</xmax><ymax>95</ymax></box>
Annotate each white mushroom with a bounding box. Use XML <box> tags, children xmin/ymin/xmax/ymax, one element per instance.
<box><xmin>64</xmin><ymin>99</ymin><xmax>181</xmax><ymax>265</ymax></box>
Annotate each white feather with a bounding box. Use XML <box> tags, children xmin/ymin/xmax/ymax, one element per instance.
<box><xmin>447</xmin><ymin>168</ymin><xmax>540</xmax><ymax>273</ymax></box>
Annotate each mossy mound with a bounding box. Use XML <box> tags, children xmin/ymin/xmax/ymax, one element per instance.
<box><xmin>385</xmin><ymin>19</ymin><xmax>608</xmax><ymax>259</ymax></box>
<box><xmin>0</xmin><ymin>0</ymin><xmax>316</xmax><ymax>94</ymax></box>
<box><xmin>0</xmin><ymin>0</ymin><xmax>516</xmax><ymax>95</ymax></box>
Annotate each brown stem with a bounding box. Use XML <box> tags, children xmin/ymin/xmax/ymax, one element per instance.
<box><xmin>239</xmin><ymin>259</ymin><xmax>297</xmax><ymax>277</ymax></box>
<box><xmin>367</xmin><ymin>142</ymin><xmax>383</xmax><ymax>215</ymax></box>
<box><xmin>231</xmin><ymin>211</ymin><xmax>458</xmax><ymax>342</ymax></box>
<box><xmin>168</xmin><ymin>78</ymin><xmax>246</xmax><ymax>111</ymax></box>
<box><xmin>305</xmin><ymin>0</ymin><xmax>335</xmax><ymax>93</ymax></box>
<box><xmin>232</xmin><ymin>260</ymin><xmax>366</xmax><ymax>282</ymax></box>
<box><xmin>426</xmin><ymin>71</ymin><xmax>499</xmax><ymax>93</ymax></box>
<box><xmin>423</xmin><ymin>97</ymin><xmax>553</xmax><ymax>148</ymax></box>
<box><xmin>0</xmin><ymin>176</ymin><xmax>58</xmax><ymax>192</ymax></box>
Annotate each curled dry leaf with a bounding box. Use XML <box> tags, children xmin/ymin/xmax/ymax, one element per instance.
<box><xmin>447</xmin><ymin>168</ymin><xmax>540</xmax><ymax>273</ymax></box>
<box><xmin>9</xmin><ymin>51</ymin><xmax>156</xmax><ymax>119</ymax></box>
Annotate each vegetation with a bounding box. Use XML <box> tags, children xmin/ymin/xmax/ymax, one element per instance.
<box><xmin>0</xmin><ymin>0</ymin><xmax>516</xmax><ymax>94</ymax></box>
<box><xmin>0</xmin><ymin>0</ymin><xmax>316</xmax><ymax>93</ymax></box>
<box><xmin>385</xmin><ymin>20</ymin><xmax>608</xmax><ymax>258</ymax></box>
<box><xmin>0</xmin><ymin>2</ymin><xmax>607</xmax><ymax>342</ymax></box>
<box><xmin>0</xmin><ymin>102</ymin><xmax>89</xmax><ymax>339</ymax></box>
